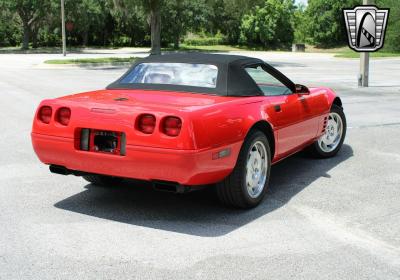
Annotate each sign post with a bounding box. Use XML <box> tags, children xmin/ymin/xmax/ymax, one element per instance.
<box><xmin>359</xmin><ymin>0</ymin><xmax>374</xmax><ymax>87</ymax></box>
<box><xmin>61</xmin><ymin>0</ymin><xmax>66</xmax><ymax>56</ymax></box>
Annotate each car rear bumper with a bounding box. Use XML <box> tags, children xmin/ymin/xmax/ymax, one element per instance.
<box><xmin>31</xmin><ymin>133</ymin><xmax>241</xmax><ymax>185</ymax></box>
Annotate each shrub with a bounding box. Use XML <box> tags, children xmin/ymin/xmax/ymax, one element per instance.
<box><xmin>239</xmin><ymin>0</ymin><xmax>295</xmax><ymax>50</ymax></box>
<box><xmin>183</xmin><ymin>32</ymin><xmax>227</xmax><ymax>45</ymax></box>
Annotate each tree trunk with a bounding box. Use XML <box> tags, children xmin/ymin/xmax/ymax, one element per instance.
<box><xmin>150</xmin><ymin>3</ymin><xmax>161</xmax><ymax>55</ymax></box>
<box><xmin>22</xmin><ymin>23</ymin><xmax>31</xmax><ymax>50</ymax></box>
<box><xmin>83</xmin><ymin>30</ymin><xmax>89</xmax><ymax>47</ymax></box>
<box><xmin>32</xmin><ymin>30</ymin><xmax>38</xmax><ymax>48</ymax></box>
<box><xmin>173</xmin><ymin>0</ymin><xmax>182</xmax><ymax>50</ymax></box>
<box><xmin>130</xmin><ymin>31</ymin><xmax>136</xmax><ymax>47</ymax></box>
<box><xmin>174</xmin><ymin>34</ymin><xmax>180</xmax><ymax>49</ymax></box>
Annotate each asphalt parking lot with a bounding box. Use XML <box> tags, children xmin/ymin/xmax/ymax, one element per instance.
<box><xmin>0</xmin><ymin>51</ymin><xmax>399</xmax><ymax>279</ymax></box>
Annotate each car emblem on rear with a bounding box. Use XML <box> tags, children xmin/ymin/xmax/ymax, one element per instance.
<box><xmin>343</xmin><ymin>5</ymin><xmax>389</xmax><ymax>52</ymax></box>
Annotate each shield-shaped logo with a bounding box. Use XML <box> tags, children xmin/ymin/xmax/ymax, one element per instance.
<box><xmin>343</xmin><ymin>5</ymin><xmax>389</xmax><ymax>52</ymax></box>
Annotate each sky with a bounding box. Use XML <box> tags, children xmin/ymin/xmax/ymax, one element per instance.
<box><xmin>295</xmin><ymin>0</ymin><xmax>308</xmax><ymax>5</ymax></box>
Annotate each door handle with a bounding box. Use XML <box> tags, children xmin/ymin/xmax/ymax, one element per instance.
<box><xmin>274</xmin><ymin>104</ymin><xmax>282</xmax><ymax>112</ymax></box>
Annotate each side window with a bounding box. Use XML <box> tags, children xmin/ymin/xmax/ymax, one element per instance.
<box><xmin>245</xmin><ymin>65</ymin><xmax>292</xmax><ymax>96</ymax></box>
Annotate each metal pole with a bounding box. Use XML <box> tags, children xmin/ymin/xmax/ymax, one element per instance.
<box><xmin>61</xmin><ymin>0</ymin><xmax>66</xmax><ymax>56</ymax></box>
<box><xmin>359</xmin><ymin>0</ymin><xmax>374</xmax><ymax>87</ymax></box>
<box><xmin>359</xmin><ymin>52</ymin><xmax>369</xmax><ymax>87</ymax></box>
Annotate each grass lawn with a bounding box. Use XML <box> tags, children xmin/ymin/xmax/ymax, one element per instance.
<box><xmin>304</xmin><ymin>45</ymin><xmax>400</xmax><ymax>58</ymax></box>
<box><xmin>44</xmin><ymin>57</ymin><xmax>137</xmax><ymax>64</ymax></box>
<box><xmin>0</xmin><ymin>46</ymin><xmax>106</xmax><ymax>54</ymax></box>
<box><xmin>164</xmin><ymin>44</ymin><xmax>246</xmax><ymax>52</ymax></box>
<box><xmin>334</xmin><ymin>49</ymin><xmax>400</xmax><ymax>58</ymax></box>
<box><xmin>167</xmin><ymin>44</ymin><xmax>299</xmax><ymax>52</ymax></box>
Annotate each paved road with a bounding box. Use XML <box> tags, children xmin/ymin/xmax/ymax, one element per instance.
<box><xmin>0</xmin><ymin>51</ymin><xmax>399</xmax><ymax>279</ymax></box>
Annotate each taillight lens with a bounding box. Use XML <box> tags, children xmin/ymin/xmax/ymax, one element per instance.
<box><xmin>162</xmin><ymin>116</ymin><xmax>182</xmax><ymax>137</ymax></box>
<box><xmin>138</xmin><ymin>114</ymin><xmax>156</xmax><ymax>134</ymax></box>
<box><xmin>38</xmin><ymin>106</ymin><xmax>52</xmax><ymax>124</ymax></box>
<box><xmin>56</xmin><ymin>107</ymin><xmax>71</xmax><ymax>126</ymax></box>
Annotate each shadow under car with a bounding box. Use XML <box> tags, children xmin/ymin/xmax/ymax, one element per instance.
<box><xmin>54</xmin><ymin>144</ymin><xmax>353</xmax><ymax>237</ymax></box>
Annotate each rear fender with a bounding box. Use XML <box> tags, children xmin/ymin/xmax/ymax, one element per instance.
<box><xmin>190</xmin><ymin>98</ymin><xmax>275</xmax><ymax>162</ymax></box>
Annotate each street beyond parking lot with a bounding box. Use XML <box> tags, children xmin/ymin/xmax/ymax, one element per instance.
<box><xmin>0</xmin><ymin>51</ymin><xmax>399</xmax><ymax>279</ymax></box>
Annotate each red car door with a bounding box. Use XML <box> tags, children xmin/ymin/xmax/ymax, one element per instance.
<box><xmin>265</xmin><ymin>94</ymin><xmax>311</xmax><ymax>158</ymax></box>
<box><xmin>245</xmin><ymin>65</ymin><xmax>310</xmax><ymax>159</ymax></box>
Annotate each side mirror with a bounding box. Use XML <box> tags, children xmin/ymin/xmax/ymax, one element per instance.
<box><xmin>295</xmin><ymin>84</ymin><xmax>310</xmax><ymax>95</ymax></box>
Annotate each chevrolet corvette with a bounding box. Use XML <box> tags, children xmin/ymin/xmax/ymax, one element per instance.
<box><xmin>31</xmin><ymin>53</ymin><xmax>346</xmax><ymax>208</ymax></box>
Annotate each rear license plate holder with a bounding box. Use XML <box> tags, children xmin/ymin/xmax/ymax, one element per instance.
<box><xmin>79</xmin><ymin>129</ymin><xmax>126</xmax><ymax>156</ymax></box>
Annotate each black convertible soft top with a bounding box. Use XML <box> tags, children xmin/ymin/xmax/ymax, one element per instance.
<box><xmin>107</xmin><ymin>53</ymin><xmax>296</xmax><ymax>96</ymax></box>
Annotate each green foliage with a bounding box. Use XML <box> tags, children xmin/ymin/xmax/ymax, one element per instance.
<box><xmin>304</xmin><ymin>0</ymin><xmax>359</xmax><ymax>48</ymax></box>
<box><xmin>293</xmin><ymin>3</ymin><xmax>309</xmax><ymax>44</ymax></box>
<box><xmin>111</xmin><ymin>0</ymin><xmax>150</xmax><ymax>46</ymax></box>
<box><xmin>63</xmin><ymin>0</ymin><xmax>110</xmax><ymax>46</ymax></box>
<box><xmin>377</xmin><ymin>0</ymin><xmax>400</xmax><ymax>52</ymax></box>
<box><xmin>205</xmin><ymin>0</ymin><xmax>264</xmax><ymax>44</ymax></box>
<box><xmin>0</xmin><ymin>2</ymin><xmax>22</xmax><ymax>46</ymax></box>
<box><xmin>1</xmin><ymin>0</ymin><xmax>397</xmax><ymax>51</ymax></box>
<box><xmin>161</xmin><ymin>0</ymin><xmax>210</xmax><ymax>48</ymax></box>
<box><xmin>183</xmin><ymin>32</ymin><xmax>226</xmax><ymax>46</ymax></box>
<box><xmin>239</xmin><ymin>0</ymin><xmax>295</xmax><ymax>49</ymax></box>
<box><xmin>1</xmin><ymin>0</ymin><xmax>52</xmax><ymax>48</ymax></box>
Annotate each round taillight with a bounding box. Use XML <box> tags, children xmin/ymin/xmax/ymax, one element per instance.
<box><xmin>138</xmin><ymin>114</ymin><xmax>156</xmax><ymax>134</ymax></box>
<box><xmin>162</xmin><ymin>116</ymin><xmax>182</xmax><ymax>137</ymax></box>
<box><xmin>56</xmin><ymin>107</ymin><xmax>71</xmax><ymax>126</ymax></box>
<box><xmin>38</xmin><ymin>106</ymin><xmax>52</xmax><ymax>124</ymax></box>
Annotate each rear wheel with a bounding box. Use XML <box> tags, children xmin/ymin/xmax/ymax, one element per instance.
<box><xmin>309</xmin><ymin>104</ymin><xmax>346</xmax><ymax>158</ymax></box>
<box><xmin>216</xmin><ymin>130</ymin><xmax>271</xmax><ymax>208</ymax></box>
<box><xmin>82</xmin><ymin>174</ymin><xmax>123</xmax><ymax>187</ymax></box>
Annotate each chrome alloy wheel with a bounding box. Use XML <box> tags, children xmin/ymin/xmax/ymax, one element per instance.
<box><xmin>318</xmin><ymin>112</ymin><xmax>344</xmax><ymax>153</ymax></box>
<box><xmin>245</xmin><ymin>141</ymin><xmax>268</xmax><ymax>198</ymax></box>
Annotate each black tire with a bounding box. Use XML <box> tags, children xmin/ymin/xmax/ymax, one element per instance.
<box><xmin>216</xmin><ymin>130</ymin><xmax>271</xmax><ymax>209</ymax></box>
<box><xmin>82</xmin><ymin>174</ymin><xmax>123</xmax><ymax>187</ymax></box>
<box><xmin>309</xmin><ymin>104</ymin><xmax>347</xmax><ymax>158</ymax></box>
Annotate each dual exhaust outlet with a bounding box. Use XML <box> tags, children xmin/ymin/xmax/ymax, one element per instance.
<box><xmin>49</xmin><ymin>165</ymin><xmax>190</xmax><ymax>193</ymax></box>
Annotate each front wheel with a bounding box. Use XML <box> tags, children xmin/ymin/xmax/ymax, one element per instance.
<box><xmin>309</xmin><ymin>104</ymin><xmax>347</xmax><ymax>158</ymax></box>
<box><xmin>216</xmin><ymin>130</ymin><xmax>271</xmax><ymax>209</ymax></box>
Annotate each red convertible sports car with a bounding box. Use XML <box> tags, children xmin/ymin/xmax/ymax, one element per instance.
<box><xmin>31</xmin><ymin>53</ymin><xmax>346</xmax><ymax>208</ymax></box>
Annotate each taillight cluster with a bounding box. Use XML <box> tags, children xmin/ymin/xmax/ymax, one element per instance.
<box><xmin>138</xmin><ymin>114</ymin><xmax>156</xmax><ymax>134</ymax></box>
<box><xmin>137</xmin><ymin>114</ymin><xmax>182</xmax><ymax>137</ymax></box>
<box><xmin>56</xmin><ymin>107</ymin><xmax>71</xmax><ymax>126</ymax></box>
<box><xmin>38</xmin><ymin>106</ymin><xmax>71</xmax><ymax>126</ymax></box>
<box><xmin>161</xmin><ymin>117</ymin><xmax>182</xmax><ymax>137</ymax></box>
<box><xmin>38</xmin><ymin>106</ymin><xmax>52</xmax><ymax>124</ymax></box>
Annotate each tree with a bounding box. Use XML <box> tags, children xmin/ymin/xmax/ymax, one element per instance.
<box><xmin>239</xmin><ymin>0</ymin><xmax>295</xmax><ymax>49</ymax></box>
<box><xmin>162</xmin><ymin>0</ymin><xmax>210</xmax><ymax>49</ymax></box>
<box><xmin>148</xmin><ymin>0</ymin><xmax>161</xmax><ymax>54</ymax></box>
<box><xmin>64</xmin><ymin>0</ymin><xmax>111</xmax><ymax>46</ymax></box>
<box><xmin>0</xmin><ymin>1</ymin><xmax>22</xmax><ymax>47</ymax></box>
<box><xmin>293</xmin><ymin>3</ymin><xmax>309</xmax><ymax>44</ymax></box>
<box><xmin>2</xmin><ymin>0</ymin><xmax>50</xmax><ymax>49</ymax></box>
<box><xmin>113</xmin><ymin>0</ymin><xmax>161</xmax><ymax>54</ymax></box>
<box><xmin>206</xmin><ymin>0</ymin><xmax>264</xmax><ymax>44</ymax></box>
<box><xmin>377</xmin><ymin>0</ymin><xmax>400</xmax><ymax>52</ymax></box>
<box><xmin>304</xmin><ymin>0</ymin><xmax>358</xmax><ymax>48</ymax></box>
<box><xmin>110</xmin><ymin>1</ymin><xmax>148</xmax><ymax>46</ymax></box>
